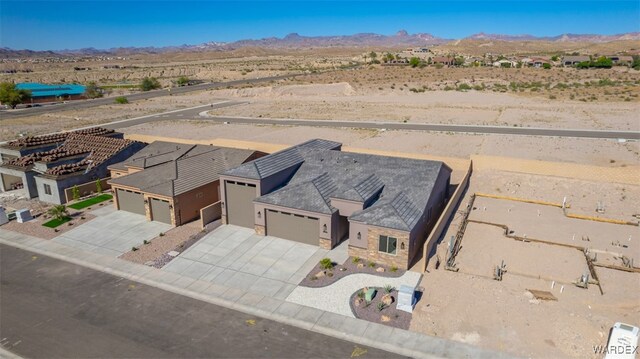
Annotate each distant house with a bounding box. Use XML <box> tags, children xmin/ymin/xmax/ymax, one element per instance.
<box><xmin>530</xmin><ymin>57</ymin><xmax>552</xmax><ymax>68</ymax></box>
<box><xmin>432</xmin><ymin>56</ymin><xmax>455</xmax><ymax>66</ymax></box>
<box><xmin>493</xmin><ymin>59</ymin><xmax>518</xmax><ymax>68</ymax></box>
<box><xmin>609</xmin><ymin>55</ymin><xmax>634</xmax><ymax>66</ymax></box>
<box><xmin>0</xmin><ymin>128</ymin><xmax>146</xmax><ymax>204</ymax></box>
<box><xmin>108</xmin><ymin>141</ymin><xmax>265</xmax><ymax>226</ymax></box>
<box><xmin>15</xmin><ymin>82</ymin><xmax>87</xmax><ymax>104</ymax></box>
<box><xmin>562</xmin><ymin>55</ymin><xmax>591</xmax><ymax>67</ymax></box>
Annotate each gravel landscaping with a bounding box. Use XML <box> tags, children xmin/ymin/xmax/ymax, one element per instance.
<box><xmin>350</xmin><ymin>286</ymin><xmax>412</xmax><ymax>330</ymax></box>
<box><xmin>299</xmin><ymin>256</ymin><xmax>405</xmax><ymax>288</ymax></box>
<box><xmin>119</xmin><ymin>219</ymin><xmax>222</xmax><ymax>268</ymax></box>
<box><xmin>0</xmin><ymin>210</ymin><xmax>95</xmax><ymax>240</ymax></box>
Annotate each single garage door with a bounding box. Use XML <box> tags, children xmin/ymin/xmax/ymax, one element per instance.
<box><xmin>225</xmin><ymin>181</ymin><xmax>256</xmax><ymax>228</ymax></box>
<box><xmin>116</xmin><ymin>189</ymin><xmax>145</xmax><ymax>215</ymax></box>
<box><xmin>150</xmin><ymin>197</ymin><xmax>172</xmax><ymax>224</ymax></box>
<box><xmin>266</xmin><ymin>209</ymin><xmax>319</xmax><ymax>246</ymax></box>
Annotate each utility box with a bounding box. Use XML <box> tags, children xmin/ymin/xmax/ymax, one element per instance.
<box><xmin>397</xmin><ymin>285</ymin><xmax>416</xmax><ymax>313</ymax></box>
<box><xmin>15</xmin><ymin>209</ymin><xmax>33</xmax><ymax>223</ymax></box>
<box><xmin>0</xmin><ymin>207</ymin><xmax>8</xmax><ymax>225</ymax></box>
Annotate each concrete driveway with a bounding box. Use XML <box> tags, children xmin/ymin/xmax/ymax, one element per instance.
<box><xmin>162</xmin><ymin>225</ymin><xmax>348</xmax><ymax>299</ymax></box>
<box><xmin>53</xmin><ymin>210</ymin><xmax>172</xmax><ymax>257</ymax></box>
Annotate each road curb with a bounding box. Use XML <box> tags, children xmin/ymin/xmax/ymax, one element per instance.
<box><xmin>0</xmin><ymin>234</ymin><xmax>514</xmax><ymax>359</ymax></box>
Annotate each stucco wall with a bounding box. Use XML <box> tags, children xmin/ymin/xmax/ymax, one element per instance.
<box><xmin>34</xmin><ymin>176</ymin><xmax>65</xmax><ymax>204</ymax></box>
<box><xmin>348</xmin><ymin>221</ymin><xmax>369</xmax><ymax>248</ymax></box>
<box><xmin>174</xmin><ymin>181</ymin><xmax>220</xmax><ymax>225</ymax></box>
<box><xmin>63</xmin><ymin>178</ymin><xmax>111</xmax><ymax>202</ymax></box>
<box><xmin>0</xmin><ymin>167</ymin><xmax>37</xmax><ymax>198</ymax></box>
<box><xmin>330</xmin><ymin>198</ymin><xmax>363</xmax><ymax>217</ymax></box>
<box><xmin>200</xmin><ymin>201</ymin><xmax>222</xmax><ymax>229</ymax></box>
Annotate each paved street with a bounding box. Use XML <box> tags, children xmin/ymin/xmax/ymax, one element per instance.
<box><xmin>0</xmin><ymin>244</ymin><xmax>402</xmax><ymax>358</ymax></box>
<box><xmin>103</xmin><ymin>105</ymin><xmax>640</xmax><ymax>140</ymax></box>
<box><xmin>0</xmin><ymin>73</ymin><xmax>302</xmax><ymax>120</ymax></box>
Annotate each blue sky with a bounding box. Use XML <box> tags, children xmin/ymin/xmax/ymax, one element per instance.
<box><xmin>1</xmin><ymin>1</ymin><xmax>638</xmax><ymax>50</ymax></box>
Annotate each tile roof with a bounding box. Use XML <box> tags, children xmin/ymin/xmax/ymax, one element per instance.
<box><xmin>2</xmin><ymin>127</ymin><xmax>115</xmax><ymax>150</ymax></box>
<box><xmin>224</xmin><ymin>139</ymin><xmax>341</xmax><ymax>179</ymax></box>
<box><xmin>109</xmin><ymin>143</ymin><xmax>255</xmax><ymax>197</ymax></box>
<box><xmin>3</xmin><ymin>130</ymin><xmax>139</xmax><ymax>177</ymax></box>
<box><xmin>252</xmin><ymin>144</ymin><xmax>450</xmax><ymax>231</ymax></box>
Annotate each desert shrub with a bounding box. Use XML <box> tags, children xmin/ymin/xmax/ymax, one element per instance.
<box><xmin>114</xmin><ymin>96</ymin><xmax>128</xmax><ymax>104</ymax></box>
<box><xmin>384</xmin><ymin>284</ymin><xmax>394</xmax><ymax>293</ymax></box>
<box><xmin>376</xmin><ymin>302</ymin><xmax>387</xmax><ymax>312</ymax></box>
<box><xmin>319</xmin><ymin>258</ymin><xmax>334</xmax><ymax>270</ymax></box>
<box><xmin>352</xmin><ymin>256</ymin><xmax>361</xmax><ymax>264</ymax></box>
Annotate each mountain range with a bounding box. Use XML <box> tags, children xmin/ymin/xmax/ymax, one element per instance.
<box><xmin>2</xmin><ymin>30</ymin><xmax>639</xmax><ymax>58</ymax></box>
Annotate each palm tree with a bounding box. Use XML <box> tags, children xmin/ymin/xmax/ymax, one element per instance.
<box><xmin>48</xmin><ymin>205</ymin><xmax>69</xmax><ymax>221</ymax></box>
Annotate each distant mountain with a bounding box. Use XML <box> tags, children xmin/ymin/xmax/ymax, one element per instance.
<box><xmin>464</xmin><ymin>32</ymin><xmax>640</xmax><ymax>42</ymax></box>
<box><xmin>1</xmin><ymin>30</ymin><xmax>639</xmax><ymax>58</ymax></box>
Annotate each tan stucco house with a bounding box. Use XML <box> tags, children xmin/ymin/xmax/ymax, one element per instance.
<box><xmin>108</xmin><ymin>141</ymin><xmax>263</xmax><ymax>226</ymax></box>
<box><xmin>219</xmin><ymin>139</ymin><xmax>452</xmax><ymax>269</ymax></box>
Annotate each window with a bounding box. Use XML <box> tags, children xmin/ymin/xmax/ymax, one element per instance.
<box><xmin>44</xmin><ymin>184</ymin><xmax>52</xmax><ymax>195</ymax></box>
<box><xmin>378</xmin><ymin>235</ymin><xmax>397</xmax><ymax>255</ymax></box>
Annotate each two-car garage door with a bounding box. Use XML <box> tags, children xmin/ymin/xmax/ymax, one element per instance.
<box><xmin>266</xmin><ymin>210</ymin><xmax>319</xmax><ymax>246</ymax></box>
<box><xmin>116</xmin><ymin>189</ymin><xmax>172</xmax><ymax>224</ymax></box>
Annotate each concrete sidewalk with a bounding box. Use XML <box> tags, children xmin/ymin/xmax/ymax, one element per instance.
<box><xmin>0</xmin><ymin>228</ymin><xmax>513</xmax><ymax>359</ymax></box>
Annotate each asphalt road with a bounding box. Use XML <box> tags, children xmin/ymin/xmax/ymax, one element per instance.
<box><xmin>108</xmin><ymin>105</ymin><xmax>640</xmax><ymax>140</ymax></box>
<box><xmin>0</xmin><ymin>244</ymin><xmax>402</xmax><ymax>359</ymax></box>
<box><xmin>0</xmin><ymin>73</ymin><xmax>300</xmax><ymax>120</ymax></box>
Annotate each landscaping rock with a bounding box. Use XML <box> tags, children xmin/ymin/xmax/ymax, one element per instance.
<box><xmin>381</xmin><ymin>315</ymin><xmax>391</xmax><ymax>322</ymax></box>
<box><xmin>376</xmin><ymin>267</ymin><xmax>385</xmax><ymax>272</ymax></box>
<box><xmin>357</xmin><ymin>263</ymin><xmax>365</xmax><ymax>269</ymax></box>
<box><xmin>354</xmin><ymin>298</ymin><xmax>363</xmax><ymax>307</ymax></box>
<box><xmin>315</xmin><ymin>270</ymin><xmax>326</xmax><ymax>278</ymax></box>
<box><xmin>382</xmin><ymin>294</ymin><xmax>394</xmax><ymax>306</ymax></box>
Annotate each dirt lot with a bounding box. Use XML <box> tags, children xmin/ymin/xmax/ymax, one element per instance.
<box><xmin>414</xmin><ymin>170</ymin><xmax>640</xmax><ymax>358</ymax></box>
<box><xmin>121</xmin><ymin>120</ymin><xmax>640</xmax><ymax>168</ymax></box>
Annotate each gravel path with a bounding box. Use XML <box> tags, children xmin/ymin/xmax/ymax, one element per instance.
<box><xmin>286</xmin><ymin>270</ymin><xmax>422</xmax><ymax>317</ymax></box>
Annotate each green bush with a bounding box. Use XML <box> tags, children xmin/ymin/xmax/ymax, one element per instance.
<box><xmin>114</xmin><ymin>96</ymin><xmax>128</xmax><ymax>104</ymax></box>
<box><xmin>384</xmin><ymin>284</ymin><xmax>394</xmax><ymax>293</ymax></box>
<box><xmin>71</xmin><ymin>185</ymin><xmax>80</xmax><ymax>201</ymax></box>
<box><xmin>543</xmin><ymin>63</ymin><xmax>552</xmax><ymax>70</ymax></box>
<box><xmin>390</xmin><ymin>265</ymin><xmax>398</xmax><ymax>272</ymax></box>
<box><xmin>319</xmin><ymin>258</ymin><xmax>334</xmax><ymax>270</ymax></box>
<box><xmin>376</xmin><ymin>302</ymin><xmax>387</xmax><ymax>312</ymax></box>
<box><xmin>352</xmin><ymin>256</ymin><xmax>361</xmax><ymax>264</ymax></box>
<box><xmin>368</xmin><ymin>261</ymin><xmax>376</xmax><ymax>268</ymax></box>
<box><xmin>140</xmin><ymin>77</ymin><xmax>161</xmax><ymax>91</ymax></box>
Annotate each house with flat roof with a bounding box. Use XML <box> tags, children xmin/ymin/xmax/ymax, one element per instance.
<box><xmin>219</xmin><ymin>139</ymin><xmax>452</xmax><ymax>269</ymax></box>
<box><xmin>108</xmin><ymin>141</ymin><xmax>264</xmax><ymax>226</ymax></box>
<box><xmin>0</xmin><ymin>128</ymin><xmax>145</xmax><ymax>204</ymax></box>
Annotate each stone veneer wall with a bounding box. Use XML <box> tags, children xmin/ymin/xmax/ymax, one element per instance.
<box><xmin>348</xmin><ymin>227</ymin><xmax>411</xmax><ymax>269</ymax></box>
<box><xmin>221</xmin><ymin>215</ymin><xmax>227</xmax><ymax>225</ymax></box>
<box><xmin>255</xmin><ymin>224</ymin><xmax>265</xmax><ymax>235</ymax></box>
<box><xmin>319</xmin><ymin>238</ymin><xmax>332</xmax><ymax>249</ymax></box>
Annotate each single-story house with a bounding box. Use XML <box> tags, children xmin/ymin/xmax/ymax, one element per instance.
<box><xmin>609</xmin><ymin>55</ymin><xmax>634</xmax><ymax>66</ymax></box>
<box><xmin>15</xmin><ymin>82</ymin><xmax>87</xmax><ymax>104</ymax></box>
<box><xmin>432</xmin><ymin>56</ymin><xmax>455</xmax><ymax>66</ymax></box>
<box><xmin>492</xmin><ymin>59</ymin><xmax>518</xmax><ymax>68</ymax></box>
<box><xmin>219</xmin><ymin>139</ymin><xmax>452</xmax><ymax>269</ymax></box>
<box><xmin>108</xmin><ymin>141</ymin><xmax>264</xmax><ymax>226</ymax></box>
<box><xmin>0</xmin><ymin>128</ymin><xmax>145</xmax><ymax>204</ymax></box>
<box><xmin>562</xmin><ymin>55</ymin><xmax>591</xmax><ymax>67</ymax></box>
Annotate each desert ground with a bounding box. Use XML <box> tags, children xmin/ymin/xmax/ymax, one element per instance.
<box><xmin>1</xmin><ymin>46</ymin><xmax>639</xmax><ymax>358</ymax></box>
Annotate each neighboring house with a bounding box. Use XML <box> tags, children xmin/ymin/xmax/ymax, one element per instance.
<box><xmin>432</xmin><ymin>56</ymin><xmax>455</xmax><ymax>66</ymax></box>
<box><xmin>492</xmin><ymin>59</ymin><xmax>518</xmax><ymax>68</ymax></box>
<box><xmin>523</xmin><ymin>57</ymin><xmax>552</xmax><ymax>68</ymax></box>
<box><xmin>562</xmin><ymin>55</ymin><xmax>591</xmax><ymax>66</ymax></box>
<box><xmin>609</xmin><ymin>55</ymin><xmax>634</xmax><ymax>66</ymax></box>
<box><xmin>219</xmin><ymin>139</ymin><xmax>452</xmax><ymax>269</ymax></box>
<box><xmin>15</xmin><ymin>82</ymin><xmax>86</xmax><ymax>104</ymax></box>
<box><xmin>0</xmin><ymin>128</ymin><xmax>145</xmax><ymax>204</ymax></box>
<box><xmin>108</xmin><ymin>141</ymin><xmax>264</xmax><ymax>226</ymax></box>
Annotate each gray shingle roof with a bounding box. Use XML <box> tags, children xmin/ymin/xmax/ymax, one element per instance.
<box><xmin>223</xmin><ymin>139</ymin><xmax>341</xmax><ymax>179</ymax></box>
<box><xmin>109</xmin><ymin>143</ymin><xmax>254</xmax><ymax>197</ymax></box>
<box><xmin>251</xmin><ymin>144</ymin><xmax>450</xmax><ymax>231</ymax></box>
